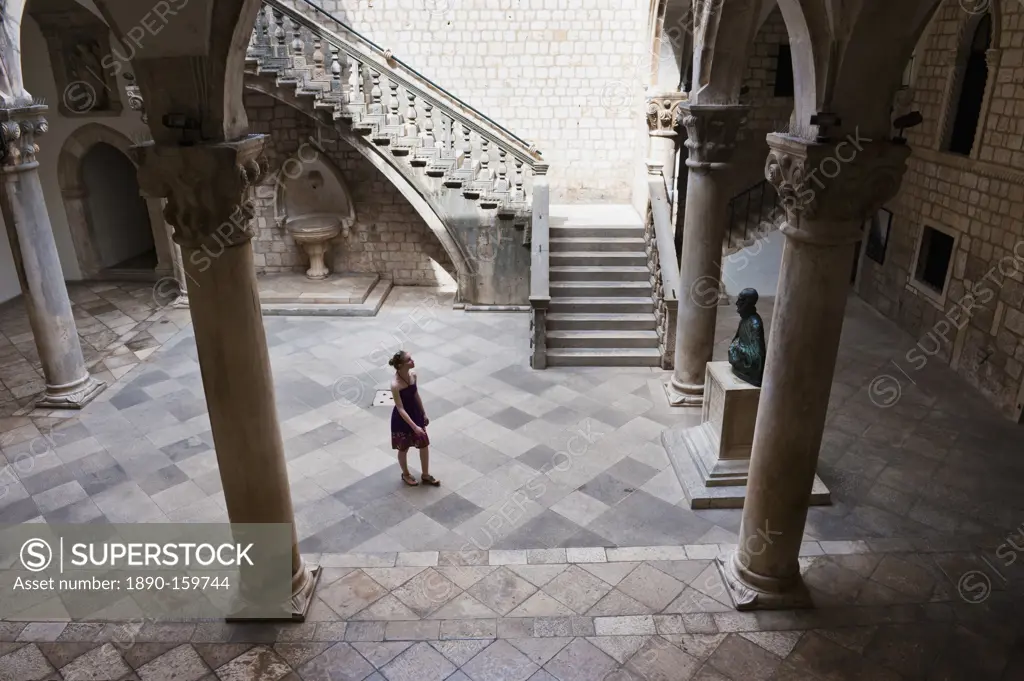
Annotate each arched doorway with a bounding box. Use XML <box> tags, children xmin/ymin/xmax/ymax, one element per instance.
<box><xmin>81</xmin><ymin>143</ymin><xmax>155</xmax><ymax>271</ymax></box>
<box><xmin>58</xmin><ymin>123</ymin><xmax>173</xmax><ymax>280</ymax></box>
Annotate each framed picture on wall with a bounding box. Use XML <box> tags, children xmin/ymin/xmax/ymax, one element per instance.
<box><xmin>865</xmin><ymin>208</ymin><xmax>893</xmax><ymax>265</ymax></box>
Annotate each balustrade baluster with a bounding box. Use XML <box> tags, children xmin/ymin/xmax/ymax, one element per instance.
<box><xmin>448</xmin><ymin>117</ymin><xmax>457</xmax><ymax>158</ymax></box>
<box><xmin>420</xmin><ymin>103</ymin><xmax>435</xmax><ymax>147</ymax></box>
<box><xmin>312</xmin><ymin>36</ymin><xmax>324</xmax><ymax>78</ymax></box>
<box><xmin>349</xmin><ymin>57</ymin><xmax>363</xmax><ymax>107</ymax></box>
<box><xmin>291</xmin><ymin>17</ymin><xmax>304</xmax><ymax>59</ymax></box>
<box><xmin>273</xmin><ymin>8</ymin><xmax>286</xmax><ymax>58</ymax></box>
<box><xmin>461</xmin><ymin>123</ymin><xmax>472</xmax><ymax>171</ymax></box>
<box><xmin>330</xmin><ymin>45</ymin><xmax>343</xmax><ymax>99</ymax></box>
<box><xmin>478</xmin><ymin>138</ymin><xmax>491</xmax><ymax>181</ymax></box>
<box><xmin>386</xmin><ymin>79</ymin><xmax>401</xmax><ymax>126</ymax></box>
<box><xmin>513</xmin><ymin>158</ymin><xmax>525</xmax><ymax>201</ymax></box>
<box><xmin>495</xmin><ymin>148</ymin><xmax>509</xmax><ymax>191</ymax></box>
<box><xmin>369</xmin><ymin>69</ymin><xmax>383</xmax><ymax>115</ymax></box>
<box><xmin>404</xmin><ymin>91</ymin><xmax>419</xmax><ymax>137</ymax></box>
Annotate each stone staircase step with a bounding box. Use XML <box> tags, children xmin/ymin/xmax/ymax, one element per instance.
<box><xmin>550</xmin><ymin>225</ymin><xmax>644</xmax><ymax>239</ymax></box>
<box><xmin>549</xmin><ymin>252</ymin><xmax>648</xmax><ymax>266</ymax></box>
<box><xmin>549</xmin><ymin>266</ymin><xmax>650</xmax><ymax>282</ymax></box>
<box><xmin>550</xmin><ymin>281</ymin><xmax>652</xmax><ymax>297</ymax></box>
<box><xmin>546</xmin><ymin>347</ymin><xmax>662</xmax><ymax>367</ymax></box>
<box><xmin>548</xmin><ymin>297</ymin><xmax>654</xmax><ymax>314</ymax></box>
<box><xmin>550</xmin><ymin>204</ymin><xmax>643</xmax><ymax>227</ymax></box>
<box><xmin>546</xmin><ymin>330</ymin><xmax>660</xmax><ymax>349</ymax></box>
<box><xmin>549</xmin><ymin>237</ymin><xmax>646</xmax><ymax>253</ymax></box>
<box><xmin>546</xmin><ymin>313</ymin><xmax>657</xmax><ymax>331</ymax></box>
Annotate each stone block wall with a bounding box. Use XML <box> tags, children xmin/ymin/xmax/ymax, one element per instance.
<box><xmin>309</xmin><ymin>0</ymin><xmax>651</xmax><ymax>203</ymax></box>
<box><xmin>245</xmin><ymin>92</ymin><xmax>455</xmax><ymax>285</ymax></box>
<box><xmin>857</xmin><ymin>0</ymin><xmax>1024</xmax><ymax>420</ymax></box>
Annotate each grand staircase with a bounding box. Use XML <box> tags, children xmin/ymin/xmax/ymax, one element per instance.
<box><xmin>544</xmin><ymin>205</ymin><xmax>661</xmax><ymax>366</ymax></box>
<box><xmin>245</xmin><ymin>0</ymin><xmax>545</xmax><ymax>307</ymax></box>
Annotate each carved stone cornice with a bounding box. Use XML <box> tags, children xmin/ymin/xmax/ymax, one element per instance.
<box><xmin>0</xmin><ymin>105</ymin><xmax>48</xmax><ymax>173</ymax></box>
<box><xmin>680</xmin><ymin>104</ymin><xmax>748</xmax><ymax>171</ymax></box>
<box><xmin>131</xmin><ymin>136</ymin><xmax>270</xmax><ymax>250</ymax></box>
<box><xmin>765</xmin><ymin>133</ymin><xmax>911</xmax><ymax>245</ymax></box>
<box><xmin>646</xmin><ymin>92</ymin><xmax>687</xmax><ymax>137</ymax></box>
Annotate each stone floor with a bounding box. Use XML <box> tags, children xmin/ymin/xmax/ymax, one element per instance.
<box><xmin>0</xmin><ymin>281</ymin><xmax>192</xmax><ymax>418</ymax></box>
<box><xmin>258</xmin><ymin>273</ymin><xmax>381</xmax><ymax>305</ymax></box>
<box><xmin>1</xmin><ymin>543</ymin><xmax>1021</xmax><ymax>680</ymax></box>
<box><xmin>0</xmin><ymin>286</ymin><xmax>1022</xmax><ymax>678</ymax></box>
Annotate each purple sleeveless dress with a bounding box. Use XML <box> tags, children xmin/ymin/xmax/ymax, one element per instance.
<box><xmin>391</xmin><ymin>382</ymin><xmax>429</xmax><ymax>450</ymax></box>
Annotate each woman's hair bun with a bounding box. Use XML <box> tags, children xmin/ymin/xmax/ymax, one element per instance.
<box><xmin>389</xmin><ymin>351</ymin><xmax>404</xmax><ymax>367</ymax></box>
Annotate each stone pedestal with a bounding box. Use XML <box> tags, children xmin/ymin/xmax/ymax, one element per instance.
<box><xmin>665</xmin><ymin>362</ymin><xmax>830</xmax><ymax>508</ymax></box>
<box><xmin>0</xmin><ymin>104</ymin><xmax>104</xmax><ymax>409</ymax></box>
<box><xmin>717</xmin><ymin>134</ymin><xmax>910</xmax><ymax>611</ymax></box>
<box><xmin>667</xmin><ymin>104</ymin><xmax>747</xmax><ymax>406</ymax></box>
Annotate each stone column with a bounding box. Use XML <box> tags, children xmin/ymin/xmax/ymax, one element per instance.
<box><xmin>0</xmin><ymin>104</ymin><xmax>105</xmax><ymax>408</ymax></box>
<box><xmin>132</xmin><ymin>136</ymin><xmax>319</xmax><ymax>619</ymax></box>
<box><xmin>142</xmin><ymin>191</ymin><xmax>174</xmax><ymax>279</ymax></box>
<box><xmin>667</xmin><ymin>104</ymin><xmax>747</xmax><ymax>406</ymax></box>
<box><xmin>646</xmin><ymin>93</ymin><xmax>686</xmax><ymax>206</ymax></box>
<box><xmin>718</xmin><ymin>134</ymin><xmax>910</xmax><ymax>610</ymax></box>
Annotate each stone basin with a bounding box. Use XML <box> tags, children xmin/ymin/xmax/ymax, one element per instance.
<box><xmin>284</xmin><ymin>212</ymin><xmax>347</xmax><ymax>280</ymax></box>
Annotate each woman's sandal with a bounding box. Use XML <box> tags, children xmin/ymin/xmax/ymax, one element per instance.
<box><xmin>421</xmin><ymin>474</ymin><xmax>441</xmax><ymax>487</ymax></box>
<box><xmin>402</xmin><ymin>473</ymin><xmax>419</xmax><ymax>486</ymax></box>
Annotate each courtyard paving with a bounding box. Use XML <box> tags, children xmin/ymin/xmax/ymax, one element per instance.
<box><xmin>0</xmin><ymin>285</ymin><xmax>1021</xmax><ymax>679</ymax></box>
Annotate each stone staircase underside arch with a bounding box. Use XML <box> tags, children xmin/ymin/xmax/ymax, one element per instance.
<box><xmin>244</xmin><ymin>78</ymin><xmax>475</xmax><ymax>297</ymax></box>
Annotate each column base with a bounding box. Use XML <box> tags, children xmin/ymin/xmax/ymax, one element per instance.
<box><xmin>289</xmin><ymin>563</ymin><xmax>322</xmax><ymax>622</ymax></box>
<box><xmin>36</xmin><ymin>375</ymin><xmax>106</xmax><ymax>410</ymax></box>
<box><xmin>715</xmin><ymin>552</ymin><xmax>813</xmax><ymax>611</ymax></box>
<box><xmin>225</xmin><ymin>563</ymin><xmax>322</xmax><ymax>623</ymax></box>
<box><xmin>664</xmin><ymin>379</ymin><xmax>704</xmax><ymax>407</ymax></box>
<box><xmin>171</xmin><ymin>293</ymin><xmax>190</xmax><ymax>309</ymax></box>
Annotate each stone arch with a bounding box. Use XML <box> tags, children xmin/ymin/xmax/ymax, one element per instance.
<box><xmin>690</xmin><ymin>1</ymin><xmax>818</xmax><ymax>137</ymax></box>
<box><xmin>937</xmin><ymin>2</ymin><xmax>1000</xmax><ymax>156</ymax></box>
<box><xmin>243</xmin><ymin>81</ymin><xmax>476</xmax><ymax>301</ymax></box>
<box><xmin>57</xmin><ymin>123</ymin><xmax>167</xmax><ymax>278</ymax></box>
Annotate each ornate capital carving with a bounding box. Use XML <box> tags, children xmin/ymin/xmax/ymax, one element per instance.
<box><xmin>0</xmin><ymin>105</ymin><xmax>48</xmax><ymax>172</ymax></box>
<box><xmin>680</xmin><ymin>104</ymin><xmax>747</xmax><ymax>171</ymax></box>
<box><xmin>765</xmin><ymin>133</ymin><xmax>911</xmax><ymax>245</ymax></box>
<box><xmin>646</xmin><ymin>92</ymin><xmax>687</xmax><ymax>137</ymax></box>
<box><xmin>124</xmin><ymin>73</ymin><xmax>147</xmax><ymax>124</ymax></box>
<box><xmin>131</xmin><ymin>136</ymin><xmax>270</xmax><ymax>250</ymax></box>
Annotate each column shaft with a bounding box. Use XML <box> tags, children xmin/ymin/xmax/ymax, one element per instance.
<box><xmin>666</xmin><ymin>104</ymin><xmax>747</xmax><ymax>406</ymax></box>
<box><xmin>183</xmin><ymin>243</ymin><xmax>304</xmax><ymax>583</ymax></box>
<box><xmin>0</xmin><ymin>106</ymin><xmax>104</xmax><ymax>408</ymax></box>
<box><xmin>670</xmin><ymin>166</ymin><xmax>729</xmax><ymax>401</ymax></box>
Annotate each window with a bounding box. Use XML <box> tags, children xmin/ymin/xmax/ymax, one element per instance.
<box><xmin>946</xmin><ymin>14</ymin><xmax>991</xmax><ymax>155</ymax></box>
<box><xmin>914</xmin><ymin>226</ymin><xmax>955</xmax><ymax>294</ymax></box>
<box><xmin>774</xmin><ymin>45</ymin><xmax>794</xmax><ymax>97</ymax></box>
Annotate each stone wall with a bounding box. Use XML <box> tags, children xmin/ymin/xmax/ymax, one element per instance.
<box><xmin>857</xmin><ymin>0</ymin><xmax>1024</xmax><ymax>420</ymax></box>
<box><xmin>245</xmin><ymin>92</ymin><xmax>455</xmax><ymax>285</ymax></box>
<box><xmin>310</xmin><ymin>0</ymin><xmax>651</xmax><ymax>203</ymax></box>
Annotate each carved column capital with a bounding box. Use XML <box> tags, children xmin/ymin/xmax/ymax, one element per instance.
<box><xmin>646</xmin><ymin>92</ymin><xmax>687</xmax><ymax>138</ymax></box>
<box><xmin>0</xmin><ymin>105</ymin><xmax>49</xmax><ymax>173</ymax></box>
<box><xmin>765</xmin><ymin>133</ymin><xmax>911</xmax><ymax>245</ymax></box>
<box><xmin>131</xmin><ymin>135</ymin><xmax>270</xmax><ymax>250</ymax></box>
<box><xmin>680</xmin><ymin>104</ymin><xmax>748</xmax><ymax>171</ymax></box>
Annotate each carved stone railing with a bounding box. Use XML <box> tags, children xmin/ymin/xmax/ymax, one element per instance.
<box><xmin>645</xmin><ymin>162</ymin><xmax>680</xmax><ymax>370</ymax></box>
<box><xmin>246</xmin><ymin>0</ymin><xmax>546</xmax><ymax>305</ymax></box>
<box><xmin>251</xmin><ymin>0</ymin><xmax>542</xmax><ymax>204</ymax></box>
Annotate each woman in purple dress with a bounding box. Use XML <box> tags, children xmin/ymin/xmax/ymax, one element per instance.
<box><xmin>389</xmin><ymin>350</ymin><xmax>439</xmax><ymax>486</ymax></box>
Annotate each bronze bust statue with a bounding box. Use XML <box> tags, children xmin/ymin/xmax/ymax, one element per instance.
<box><xmin>728</xmin><ymin>288</ymin><xmax>766</xmax><ymax>387</ymax></box>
